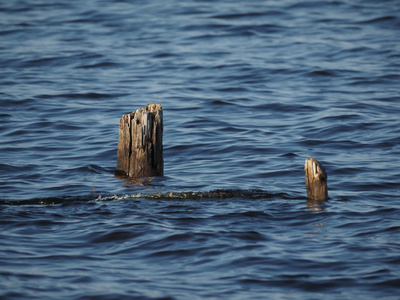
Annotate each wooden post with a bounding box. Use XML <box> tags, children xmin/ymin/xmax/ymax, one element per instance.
<box><xmin>304</xmin><ymin>157</ymin><xmax>328</xmax><ymax>201</ymax></box>
<box><xmin>115</xmin><ymin>103</ymin><xmax>163</xmax><ymax>178</ymax></box>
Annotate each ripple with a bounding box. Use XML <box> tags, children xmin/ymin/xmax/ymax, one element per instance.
<box><xmin>0</xmin><ymin>0</ymin><xmax>399</xmax><ymax>298</ymax></box>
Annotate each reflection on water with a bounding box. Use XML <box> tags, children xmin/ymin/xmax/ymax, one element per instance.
<box><xmin>305</xmin><ymin>199</ymin><xmax>326</xmax><ymax>240</ymax></box>
<box><xmin>306</xmin><ymin>199</ymin><xmax>326</xmax><ymax>211</ymax></box>
<box><xmin>305</xmin><ymin>222</ymin><xmax>326</xmax><ymax>241</ymax></box>
<box><xmin>115</xmin><ymin>175</ymin><xmax>158</xmax><ymax>187</ymax></box>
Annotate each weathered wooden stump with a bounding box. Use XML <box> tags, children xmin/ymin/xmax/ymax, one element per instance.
<box><xmin>304</xmin><ymin>157</ymin><xmax>328</xmax><ymax>201</ymax></box>
<box><xmin>115</xmin><ymin>103</ymin><xmax>163</xmax><ymax>178</ymax></box>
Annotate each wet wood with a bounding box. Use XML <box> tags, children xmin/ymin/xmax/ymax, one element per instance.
<box><xmin>116</xmin><ymin>103</ymin><xmax>163</xmax><ymax>178</ymax></box>
<box><xmin>304</xmin><ymin>157</ymin><xmax>328</xmax><ymax>201</ymax></box>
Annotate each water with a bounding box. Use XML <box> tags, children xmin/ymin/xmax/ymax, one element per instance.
<box><xmin>1</xmin><ymin>0</ymin><xmax>399</xmax><ymax>298</ymax></box>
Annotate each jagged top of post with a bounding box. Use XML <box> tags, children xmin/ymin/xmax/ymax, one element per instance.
<box><xmin>146</xmin><ymin>103</ymin><xmax>162</xmax><ymax>114</ymax></box>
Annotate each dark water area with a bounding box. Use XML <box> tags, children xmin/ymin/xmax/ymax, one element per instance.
<box><xmin>1</xmin><ymin>0</ymin><xmax>400</xmax><ymax>298</ymax></box>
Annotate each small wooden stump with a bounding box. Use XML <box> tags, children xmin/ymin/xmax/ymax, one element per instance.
<box><xmin>115</xmin><ymin>103</ymin><xmax>163</xmax><ymax>178</ymax></box>
<box><xmin>304</xmin><ymin>157</ymin><xmax>328</xmax><ymax>201</ymax></box>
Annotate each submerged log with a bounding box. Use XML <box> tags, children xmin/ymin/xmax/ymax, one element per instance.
<box><xmin>116</xmin><ymin>103</ymin><xmax>163</xmax><ymax>178</ymax></box>
<box><xmin>304</xmin><ymin>157</ymin><xmax>328</xmax><ymax>201</ymax></box>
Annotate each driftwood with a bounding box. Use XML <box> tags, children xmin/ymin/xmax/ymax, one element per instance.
<box><xmin>304</xmin><ymin>157</ymin><xmax>328</xmax><ymax>201</ymax></box>
<box><xmin>115</xmin><ymin>103</ymin><xmax>163</xmax><ymax>178</ymax></box>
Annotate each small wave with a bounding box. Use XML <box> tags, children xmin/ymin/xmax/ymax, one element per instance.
<box><xmin>306</xmin><ymin>70</ymin><xmax>337</xmax><ymax>77</ymax></box>
<box><xmin>152</xmin><ymin>52</ymin><xmax>179</xmax><ymax>59</ymax></box>
<box><xmin>37</xmin><ymin>92</ymin><xmax>127</xmax><ymax>99</ymax></box>
<box><xmin>211</xmin><ymin>11</ymin><xmax>286</xmax><ymax>20</ymax></box>
<box><xmin>76</xmin><ymin>61</ymin><xmax>120</xmax><ymax>69</ymax></box>
<box><xmin>357</xmin><ymin>15</ymin><xmax>398</xmax><ymax>24</ymax></box>
<box><xmin>0</xmin><ymin>189</ymin><xmax>293</xmax><ymax>205</ymax></box>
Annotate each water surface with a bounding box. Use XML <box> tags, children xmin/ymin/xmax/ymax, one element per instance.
<box><xmin>1</xmin><ymin>0</ymin><xmax>399</xmax><ymax>299</ymax></box>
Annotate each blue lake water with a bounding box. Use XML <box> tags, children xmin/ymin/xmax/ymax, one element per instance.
<box><xmin>1</xmin><ymin>0</ymin><xmax>400</xmax><ymax>298</ymax></box>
